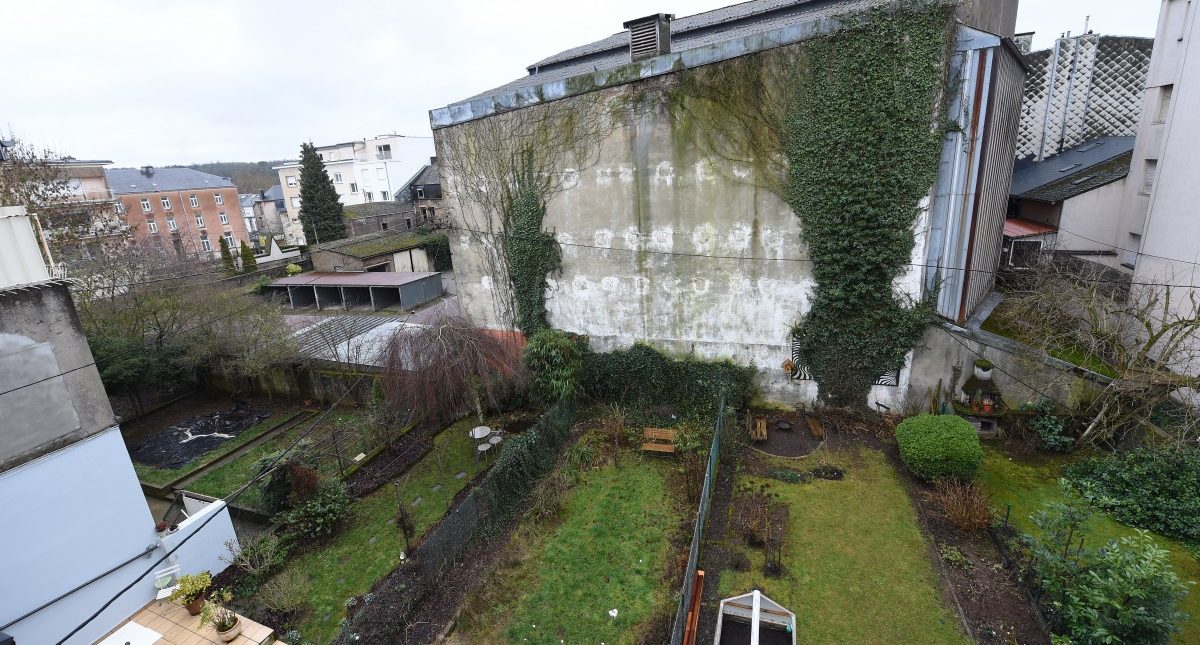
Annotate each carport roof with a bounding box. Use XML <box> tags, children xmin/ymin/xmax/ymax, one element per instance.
<box><xmin>270</xmin><ymin>271</ymin><xmax>439</xmax><ymax>288</ymax></box>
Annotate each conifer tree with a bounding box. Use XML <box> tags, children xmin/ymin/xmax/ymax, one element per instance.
<box><xmin>297</xmin><ymin>142</ymin><xmax>346</xmax><ymax>245</ymax></box>
<box><xmin>239</xmin><ymin>240</ymin><xmax>258</xmax><ymax>273</ymax></box>
<box><xmin>219</xmin><ymin>235</ymin><xmax>237</xmax><ymax>275</ymax></box>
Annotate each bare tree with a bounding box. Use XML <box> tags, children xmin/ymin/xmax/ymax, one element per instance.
<box><xmin>1001</xmin><ymin>253</ymin><xmax>1200</xmax><ymax>445</ymax></box>
<box><xmin>381</xmin><ymin>314</ymin><xmax>525</xmax><ymax>423</ymax></box>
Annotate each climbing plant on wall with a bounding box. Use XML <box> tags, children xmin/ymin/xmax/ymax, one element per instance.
<box><xmin>668</xmin><ymin>2</ymin><xmax>956</xmax><ymax>407</ymax></box>
<box><xmin>438</xmin><ymin>95</ymin><xmax>645</xmax><ymax>335</ymax></box>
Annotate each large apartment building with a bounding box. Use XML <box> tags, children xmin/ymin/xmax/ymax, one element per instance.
<box><xmin>105</xmin><ymin>166</ymin><xmax>249</xmax><ymax>259</ymax></box>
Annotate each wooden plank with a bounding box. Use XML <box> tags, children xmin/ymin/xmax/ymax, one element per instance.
<box><xmin>683</xmin><ymin>569</ymin><xmax>705</xmax><ymax>645</ymax></box>
<box><xmin>643</xmin><ymin>428</ymin><xmax>677</xmax><ymax>440</ymax></box>
<box><xmin>807</xmin><ymin>416</ymin><xmax>825</xmax><ymax>440</ymax></box>
<box><xmin>641</xmin><ymin>443</ymin><xmax>676</xmax><ymax>453</ymax></box>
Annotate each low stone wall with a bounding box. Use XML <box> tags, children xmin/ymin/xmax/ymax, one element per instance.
<box><xmin>202</xmin><ymin>365</ymin><xmax>377</xmax><ymax>405</ymax></box>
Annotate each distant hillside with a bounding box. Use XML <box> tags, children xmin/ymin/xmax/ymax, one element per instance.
<box><xmin>175</xmin><ymin>161</ymin><xmax>291</xmax><ymax>194</ymax></box>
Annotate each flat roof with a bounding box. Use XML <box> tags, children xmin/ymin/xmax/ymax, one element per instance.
<box><xmin>1003</xmin><ymin>218</ymin><xmax>1058</xmax><ymax>238</ymax></box>
<box><xmin>270</xmin><ymin>271</ymin><xmax>440</xmax><ymax>288</ymax></box>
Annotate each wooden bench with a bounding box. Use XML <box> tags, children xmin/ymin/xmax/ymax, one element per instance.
<box><xmin>642</xmin><ymin>428</ymin><xmax>677</xmax><ymax>453</ymax></box>
<box><xmin>750</xmin><ymin>417</ymin><xmax>767</xmax><ymax>442</ymax></box>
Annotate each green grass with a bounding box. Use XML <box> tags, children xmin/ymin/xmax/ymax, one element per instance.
<box><xmin>981</xmin><ymin>302</ymin><xmax>1118</xmax><ymax>378</ymax></box>
<box><xmin>979</xmin><ymin>446</ymin><xmax>1200</xmax><ymax>643</ymax></box>
<box><xmin>459</xmin><ymin>455</ymin><xmax>683</xmax><ymax>644</ymax></box>
<box><xmin>132</xmin><ymin>411</ymin><xmax>297</xmax><ymax>487</ymax></box>
<box><xmin>719</xmin><ymin>446</ymin><xmax>968</xmax><ymax>645</ymax></box>
<box><xmin>276</xmin><ymin>417</ymin><xmax>491</xmax><ymax>645</ymax></box>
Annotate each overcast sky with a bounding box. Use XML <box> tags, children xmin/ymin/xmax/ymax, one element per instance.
<box><xmin>2</xmin><ymin>0</ymin><xmax>1161</xmax><ymax>172</ymax></box>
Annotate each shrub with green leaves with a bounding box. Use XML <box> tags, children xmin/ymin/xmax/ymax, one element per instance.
<box><xmin>1066</xmin><ymin>447</ymin><xmax>1200</xmax><ymax>542</ymax></box>
<box><xmin>1026</xmin><ymin>496</ymin><xmax>1189</xmax><ymax>644</ymax></box>
<box><xmin>580</xmin><ymin>342</ymin><xmax>755</xmax><ymax>417</ymax></box>
<box><xmin>281</xmin><ymin>480</ymin><xmax>352</xmax><ymax>541</ymax></box>
<box><xmin>523</xmin><ymin>329</ymin><xmax>583</xmax><ymax>403</ymax></box>
<box><xmin>894</xmin><ymin>414</ymin><xmax>981</xmax><ymax>481</ymax></box>
<box><xmin>1028</xmin><ymin>398</ymin><xmax>1074</xmax><ymax>453</ymax></box>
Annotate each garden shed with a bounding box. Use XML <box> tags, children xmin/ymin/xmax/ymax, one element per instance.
<box><xmin>714</xmin><ymin>590</ymin><xmax>796</xmax><ymax>645</ymax></box>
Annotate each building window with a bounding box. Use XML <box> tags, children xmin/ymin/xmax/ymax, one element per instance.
<box><xmin>415</xmin><ymin>186</ymin><xmax>424</xmax><ymax>199</ymax></box>
<box><xmin>291</xmin><ymin>197</ymin><xmax>301</xmax><ymax>208</ymax></box>
<box><xmin>318</xmin><ymin>152</ymin><xmax>324</xmax><ymax>160</ymax></box>
<box><xmin>219</xmin><ymin>211</ymin><xmax>229</xmax><ymax>224</ymax></box>
<box><xmin>405</xmin><ymin>217</ymin><xmax>412</xmax><ymax>230</ymax></box>
<box><xmin>428</xmin><ymin>207</ymin><xmax>435</xmax><ymax>219</ymax></box>
<box><xmin>224</xmin><ymin>232</ymin><xmax>234</xmax><ymax>248</ymax></box>
<box><xmin>167</xmin><ymin>216</ymin><xmax>177</xmax><ymax>231</ymax></box>
<box><xmin>200</xmin><ymin>235</ymin><xmax>212</xmax><ymax>252</ymax></box>
<box><xmin>147</xmin><ymin>219</ymin><xmax>159</xmax><ymax>234</ymax></box>
<box><xmin>115</xmin><ymin>201</ymin><xmax>126</xmax><ymax>214</ymax></box>
<box><xmin>189</xmin><ymin>194</ymin><xmax>199</xmax><ymax>207</ymax></box>
<box><xmin>195</xmin><ymin>213</ymin><xmax>205</xmax><ymax>228</ymax></box>
<box><xmin>376</xmin><ymin>168</ymin><xmax>385</xmax><ymax>180</ymax></box>
<box><xmin>246</xmin><ymin>216</ymin><xmax>257</xmax><ymax>232</ymax></box>
<box><xmin>140</xmin><ymin>198</ymin><xmax>151</xmax><ymax>212</ymax></box>
<box><xmin>381</xmin><ymin>221</ymin><xmax>389</xmax><ymax>230</ymax></box>
<box><xmin>214</xmin><ymin>193</ymin><xmax>224</xmax><ymax>205</ymax></box>
<box><xmin>334</xmin><ymin>172</ymin><xmax>343</xmax><ymax>183</ymax></box>
<box><xmin>376</xmin><ymin>144</ymin><xmax>391</xmax><ymax>160</ymax></box>
<box><xmin>349</xmin><ymin>182</ymin><xmax>358</xmax><ymax>193</ymax></box>
<box><xmin>1142</xmin><ymin>159</ymin><xmax>1158</xmax><ymax>194</ymax></box>
<box><xmin>1008</xmin><ymin>239</ymin><xmax>1042</xmax><ymax>267</ymax></box>
<box><xmin>1156</xmin><ymin>85</ymin><xmax>1173</xmax><ymax>123</ymax></box>
<box><xmin>160</xmin><ymin>196</ymin><xmax>172</xmax><ymax>210</ymax></box>
<box><xmin>286</xmin><ymin>175</ymin><xmax>297</xmax><ymax>187</ymax></box>
<box><xmin>1122</xmin><ymin>233</ymin><xmax>1142</xmax><ymax>269</ymax></box>
<box><xmin>365</xmin><ymin>192</ymin><xmax>373</xmax><ymax>202</ymax></box>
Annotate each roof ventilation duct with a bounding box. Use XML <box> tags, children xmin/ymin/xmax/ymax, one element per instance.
<box><xmin>623</xmin><ymin>13</ymin><xmax>673</xmax><ymax>62</ymax></box>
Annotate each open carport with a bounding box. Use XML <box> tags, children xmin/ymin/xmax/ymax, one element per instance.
<box><xmin>267</xmin><ymin>272</ymin><xmax>443</xmax><ymax>312</ymax></box>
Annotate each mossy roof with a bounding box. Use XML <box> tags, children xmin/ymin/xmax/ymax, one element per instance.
<box><xmin>314</xmin><ymin>230</ymin><xmax>444</xmax><ymax>259</ymax></box>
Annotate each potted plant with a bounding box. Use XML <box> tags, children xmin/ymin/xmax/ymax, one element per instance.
<box><xmin>200</xmin><ymin>589</ymin><xmax>242</xmax><ymax>642</ymax></box>
<box><xmin>169</xmin><ymin>571</ymin><xmax>212</xmax><ymax>616</ymax></box>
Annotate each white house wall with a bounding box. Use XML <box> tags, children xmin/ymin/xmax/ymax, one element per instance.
<box><xmin>1055</xmin><ymin>178</ymin><xmax>1128</xmax><ymax>268</ymax></box>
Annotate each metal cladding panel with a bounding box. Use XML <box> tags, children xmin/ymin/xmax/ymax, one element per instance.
<box><xmin>1016</xmin><ymin>35</ymin><xmax>1152</xmax><ymax>161</ymax></box>
<box><xmin>964</xmin><ymin>45</ymin><xmax>1026</xmax><ymax>320</ymax></box>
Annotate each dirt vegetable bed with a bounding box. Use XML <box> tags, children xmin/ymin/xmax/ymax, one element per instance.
<box><xmin>128</xmin><ymin>402</ymin><xmax>269</xmax><ymax>468</ymax></box>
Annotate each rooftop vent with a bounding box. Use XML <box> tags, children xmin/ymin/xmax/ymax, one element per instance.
<box><xmin>140</xmin><ymin>165</ymin><xmax>155</xmax><ymax>177</ymax></box>
<box><xmin>623</xmin><ymin>13</ymin><xmax>674</xmax><ymax>62</ymax></box>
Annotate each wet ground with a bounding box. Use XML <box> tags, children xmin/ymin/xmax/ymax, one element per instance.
<box><xmin>128</xmin><ymin>402</ymin><xmax>269</xmax><ymax>468</ymax></box>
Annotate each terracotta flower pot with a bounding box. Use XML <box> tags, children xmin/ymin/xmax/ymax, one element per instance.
<box><xmin>216</xmin><ymin>617</ymin><xmax>242</xmax><ymax>643</ymax></box>
<box><xmin>185</xmin><ymin>596</ymin><xmax>205</xmax><ymax>616</ymax></box>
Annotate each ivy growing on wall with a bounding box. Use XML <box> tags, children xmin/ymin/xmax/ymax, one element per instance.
<box><xmin>669</xmin><ymin>2</ymin><xmax>956</xmax><ymax>407</ymax></box>
<box><xmin>501</xmin><ymin>154</ymin><xmax>561</xmax><ymax>335</ymax></box>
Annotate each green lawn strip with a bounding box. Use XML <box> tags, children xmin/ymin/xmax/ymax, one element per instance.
<box><xmin>719</xmin><ymin>447</ymin><xmax>968</xmax><ymax>645</ymax></box>
<box><xmin>979</xmin><ymin>446</ymin><xmax>1200</xmax><ymax>643</ymax></box>
<box><xmin>133</xmin><ymin>411</ymin><xmax>298</xmax><ymax>487</ymax></box>
<box><xmin>280</xmin><ymin>417</ymin><xmax>491</xmax><ymax>645</ymax></box>
<box><xmin>495</xmin><ymin>457</ymin><xmax>681</xmax><ymax>644</ymax></box>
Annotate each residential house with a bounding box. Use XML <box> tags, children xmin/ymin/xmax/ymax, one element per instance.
<box><xmin>431</xmin><ymin>0</ymin><xmax>1025</xmax><ymax>401</ymax></box>
<box><xmin>310</xmin><ymin>229</ymin><xmax>443</xmax><ymax>273</ymax></box>
<box><xmin>343</xmin><ymin>201</ymin><xmax>416</xmax><ymax>237</ymax></box>
<box><xmin>399</xmin><ymin>157</ymin><xmax>444</xmax><ymax>227</ymax></box>
<box><xmin>1007</xmin><ymin>136</ymin><xmax>1136</xmax><ymax>269</ymax></box>
<box><xmin>1119</xmin><ymin>0</ymin><xmax>1200</xmax><ymax>323</ymax></box>
<box><xmin>105</xmin><ymin>167</ymin><xmax>249</xmax><ymax>260</ymax></box>
<box><xmin>274</xmin><ymin>135</ymin><xmax>436</xmax><ymax>243</ymax></box>
<box><xmin>0</xmin><ymin>206</ymin><xmax>238</xmax><ymax>645</ymax></box>
<box><xmin>241</xmin><ymin>185</ymin><xmax>296</xmax><ymax>247</ymax></box>
<box><xmin>1016</xmin><ymin>33</ymin><xmax>1154</xmax><ymax>162</ymax></box>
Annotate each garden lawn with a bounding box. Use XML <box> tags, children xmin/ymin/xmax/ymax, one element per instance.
<box><xmin>186</xmin><ymin>412</ymin><xmax>360</xmax><ymax>509</ymax></box>
<box><xmin>719</xmin><ymin>446</ymin><xmax>968</xmax><ymax>645</ymax></box>
<box><xmin>979</xmin><ymin>446</ymin><xmax>1200</xmax><ymax>643</ymax></box>
<box><xmin>277</xmin><ymin>417</ymin><xmax>490</xmax><ymax>645</ymax></box>
<box><xmin>459</xmin><ymin>455</ymin><xmax>683</xmax><ymax>644</ymax></box>
<box><xmin>133</xmin><ymin>411</ymin><xmax>296</xmax><ymax>487</ymax></box>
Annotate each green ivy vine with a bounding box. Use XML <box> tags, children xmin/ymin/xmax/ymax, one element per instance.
<box><xmin>669</xmin><ymin>2</ymin><xmax>955</xmax><ymax>407</ymax></box>
<box><xmin>502</xmin><ymin>153</ymin><xmax>562</xmax><ymax>336</ymax></box>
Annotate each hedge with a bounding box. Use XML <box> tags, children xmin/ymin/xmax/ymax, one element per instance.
<box><xmin>580</xmin><ymin>342</ymin><xmax>756</xmax><ymax>417</ymax></box>
<box><xmin>895</xmin><ymin>414</ymin><xmax>981</xmax><ymax>481</ymax></box>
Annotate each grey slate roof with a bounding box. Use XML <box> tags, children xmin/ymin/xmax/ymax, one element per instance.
<box><xmin>264</xmin><ymin>185</ymin><xmax>284</xmax><ymax>201</ymax></box>
<box><xmin>462</xmin><ymin>0</ymin><xmax>884</xmax><ymax>102</ymax></box>
<box><xmin>1010</xmin><ymin>136</ymin><xmax>1135</xmax><ymax>203</ymax></box>
<box><xmin>412</xmin><ymin>163</ymin><xmax>439</xmax><ymax>186</ymax></box>
<box><xmin>105</xmin><ymin>167</ymin><xmax>236</xmax><ymax>195</ymax></box>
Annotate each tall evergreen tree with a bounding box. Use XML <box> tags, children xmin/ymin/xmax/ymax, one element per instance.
<box><xmin>218</xmin><ymin>235</ymin><xmax>237</xmax><ymax>275</ymax></box>
<box><xmin>239</xmin><ymin>240</ymin><xmax>258</xmax><ymax>274</ymax></box>
<box><xmin>297</xmin><ymin>142</ymin><xmax>346</xmax><ymax>245</ymax></box>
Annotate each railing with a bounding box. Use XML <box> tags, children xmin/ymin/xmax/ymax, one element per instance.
<box><xmin>670</xmin><ymin>395</ymin><xmax>725</xmax><ymax>645</ymax></box>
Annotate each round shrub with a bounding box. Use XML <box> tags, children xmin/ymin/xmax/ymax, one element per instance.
<box><xmin>895</xmin><ymin>414</ymin><xmax>981</xmax><ymax>481</ymax></box>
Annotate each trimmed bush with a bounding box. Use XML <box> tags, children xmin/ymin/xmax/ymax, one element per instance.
<box><xmin>1066</xmin><ymin>447</ymin><xmax>1200</xmax><ymax>542</ymax></box>
<box><xmin>580</xmin><ymin>342</ymin><xmax>756</xmax><ymax>417</ymax></box>
<box><xmin>894</xmin><ymin>414</ymin><xmax>981</xmax><ymax>481</ymax></box>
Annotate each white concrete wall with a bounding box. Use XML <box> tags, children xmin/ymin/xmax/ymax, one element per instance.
<box><xmin>1055</xmin><ymin>178</ymin><xmax>1128</xmax><ymax>265</ymax></box>
<box><xmin>0</xmin><ymin>429</ymin><xmax>238</xmax><ymax>644</ymax></box>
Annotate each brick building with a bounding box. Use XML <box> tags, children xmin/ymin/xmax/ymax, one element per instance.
<box><xmin>105</xmin><ymin>167</ymin><xmax>249</xmax><ymax>259</ymax></box>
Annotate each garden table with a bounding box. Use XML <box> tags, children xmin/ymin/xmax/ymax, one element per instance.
<box><xmin>469</xmin><ymin>426</ymin><xmax>492</xmax><ymax>440</ymax></box>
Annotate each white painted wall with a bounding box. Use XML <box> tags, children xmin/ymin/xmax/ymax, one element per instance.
<box><xmin>0</xmin><ymin>428</ymin><xmax>237</xmax><ymax>645</ymax></box>
<box><xmin>1055</xmin><ymin>178</ymin><xmax>1128</xmax><ymax>267</ymax></box>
